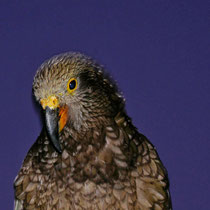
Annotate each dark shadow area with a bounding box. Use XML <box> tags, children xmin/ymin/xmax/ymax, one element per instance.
<box><xmin>31</xmin><ymin>91</ymin><xmax>44</xmax><ymax>129</ymax></box>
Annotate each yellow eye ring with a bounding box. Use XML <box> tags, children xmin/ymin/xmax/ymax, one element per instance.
<box><xmin>67</xmin><ymin>78</ymin><xmax>78</xmax><ymax>94</ymax></box>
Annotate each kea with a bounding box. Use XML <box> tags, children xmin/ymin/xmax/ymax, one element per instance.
<box><xmin>14</xmin><ymin>52</ymin><xmax>172</xmax><ymax>210</ymax></box>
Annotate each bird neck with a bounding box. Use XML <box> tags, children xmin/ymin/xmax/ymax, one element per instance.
<box><xmin>53</xmin><ymin>111</ymin><xmax>138</xmax><ymax>183</ymax></box>
<box><xmin>39</xmin><ymin>110</ymin><xmax>140</xmax><ymax>184</ymax></box>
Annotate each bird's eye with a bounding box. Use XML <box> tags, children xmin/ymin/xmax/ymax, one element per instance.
<box><xmin>67</xmin><ymin>78</ymin><xmax>77</xmax><ymax>93</ymax></box>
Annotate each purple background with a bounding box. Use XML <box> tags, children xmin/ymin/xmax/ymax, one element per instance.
<box><xmin>0</xmin><ymin>1</ymin><xmax>209</xmax><ymax>209</ymax></box>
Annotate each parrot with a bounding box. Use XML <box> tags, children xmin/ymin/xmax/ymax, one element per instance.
<box><xmin>14</xmin><ymin>52</ymin><xmax>172</xmax><ymax>210</ymax></box>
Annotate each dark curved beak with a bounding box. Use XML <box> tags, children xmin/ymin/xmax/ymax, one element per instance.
<box><xmin>44</xmin><ymin>106</ymin><xmax>62</xmax><ymax>153</ymax></box>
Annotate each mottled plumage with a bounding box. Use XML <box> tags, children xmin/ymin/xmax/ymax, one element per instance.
<box><xmin>14</xmin><ymin>52</ymin><xmax>172</xmax><ymax>209</ymax></box>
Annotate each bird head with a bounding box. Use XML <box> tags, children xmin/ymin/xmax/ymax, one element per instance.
<box><xmin>33</xmin><ymin>52</ymin><xmax>124</xmax><ymax>153</ymax></box>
